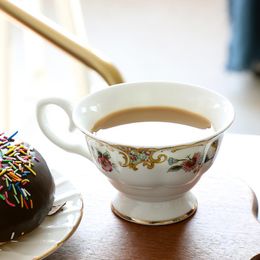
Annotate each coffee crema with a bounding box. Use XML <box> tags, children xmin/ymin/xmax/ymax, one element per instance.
<box><xmin>91</xmin><ymin>106</ymin><xmax>215</xmax><ymax>146</ymax></box>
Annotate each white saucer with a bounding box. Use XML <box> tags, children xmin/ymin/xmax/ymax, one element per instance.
<box><xmin>0</xmin><ymin>169</ymin><xmax>83</xmax><ymax>260</ymax></box>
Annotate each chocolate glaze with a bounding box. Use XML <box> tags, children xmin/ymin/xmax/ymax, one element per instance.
<box><xmin>0</xmin><ymin>146</ymin><xmax>55</xmax><ymax>242</ymax></box>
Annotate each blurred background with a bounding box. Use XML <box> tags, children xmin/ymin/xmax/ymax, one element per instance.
<box><xmin>0</xmin><ymin>0</ymin><xmax>260</xmax><ymax>168</ymax></box>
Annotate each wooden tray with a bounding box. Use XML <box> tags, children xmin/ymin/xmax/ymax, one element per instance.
<box><xmin>45</xmin><ymin>165</ymin><xmax>260</xmax><ymax>260</ymax></box>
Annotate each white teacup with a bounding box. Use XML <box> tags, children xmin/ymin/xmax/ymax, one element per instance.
<box><xmin>37</xmin><ymin>82</ymin><xmax>234</xmax><ymax>225</ymax></box>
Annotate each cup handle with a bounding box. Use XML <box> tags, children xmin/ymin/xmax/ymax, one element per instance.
<box><xmin>37</xmin><ymin>98</ymin><xmax>92</xmax><ymax>161</ymax></box>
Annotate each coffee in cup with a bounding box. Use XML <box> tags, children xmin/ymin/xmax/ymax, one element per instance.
<box><xmin>91</xmin><ymin>106</ymin><xmax>215</xmax><ymax>146</ymax></box>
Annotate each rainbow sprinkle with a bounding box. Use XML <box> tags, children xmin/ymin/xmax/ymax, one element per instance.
<box><xmin>0</xmin><ymin>132</ymin><xmax>39</xmax><ymax>210</ymax></box>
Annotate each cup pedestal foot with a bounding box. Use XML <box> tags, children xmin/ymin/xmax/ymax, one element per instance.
<box><xmin>111</xmin><ymin>192</ymin><xmax>197</xmax><ymax>225</ymax></box>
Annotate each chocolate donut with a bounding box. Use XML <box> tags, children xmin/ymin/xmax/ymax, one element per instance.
<box><xmin>0</xmin><ymin>132</ymin><xmax>55</xmax><ymax>242</ymax></box>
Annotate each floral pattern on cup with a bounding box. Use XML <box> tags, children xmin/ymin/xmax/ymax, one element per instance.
<box><xmin>205</xmin><ymin>140</ymin><xmax>219</xmax><ymax>163</ymax></box>
<box><xmin>90</xmin><ymin>138</ymin><xmax>219</xmax><ymax>176</ymax></box>
<box><xmin>96</xmin><ymin>150</ymin><xmax>113</xmax><ymax>173</ymax></box>
<box><xmin>117</xmin><ymin>147</ymin><xmax>167</xmax><ymax>171</ymax></box>
<box><xmin>167</xmin><ymin>152</ymin><xmax>202</xmax><ymax>174</ymax></box>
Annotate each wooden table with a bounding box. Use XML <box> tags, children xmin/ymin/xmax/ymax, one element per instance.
<box><xmin>45</xmin><ymin>134</ymin><xmax>260</xmax><ymax>260</ymax></box>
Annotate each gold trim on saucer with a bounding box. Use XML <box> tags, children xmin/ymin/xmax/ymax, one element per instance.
<box><xmin>111</xmin><ymin>203</ymin><xmax>197</xmax><ymax>226</ymax></box>
<box><xmin>35</xmin><ymin>196</ymin><xmax>84</xmax><ymax>260</ymax></box>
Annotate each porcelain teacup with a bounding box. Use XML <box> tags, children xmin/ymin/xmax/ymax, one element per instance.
<box><xmin>37</xmin><ymin>81</ymin><xmax>234</xmax><ymax>225</ymax></box>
